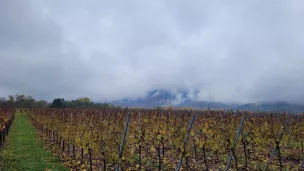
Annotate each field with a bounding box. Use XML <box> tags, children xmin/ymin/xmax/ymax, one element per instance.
<box><xmin>27</xmin><ymin>108</ymin><xmax>304</xmax><ymax>170</ymax></box>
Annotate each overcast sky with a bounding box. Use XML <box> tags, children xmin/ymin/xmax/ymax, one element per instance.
<box><xmin>1</xmin><ymin>0</ymin><xmax>304</xmax><ymax>103</ymax></box>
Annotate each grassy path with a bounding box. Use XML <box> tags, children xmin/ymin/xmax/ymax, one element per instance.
<box><xmin>0</xmin><ymin>110</ymin><xmax>67</xmax><ymax>171</ymax></box>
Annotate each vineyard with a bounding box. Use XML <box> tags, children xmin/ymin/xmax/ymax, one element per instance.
<box><xmin>28</xmin><ymin>108</ymin><xmax>304</xmax><ymax>170</ymax></box>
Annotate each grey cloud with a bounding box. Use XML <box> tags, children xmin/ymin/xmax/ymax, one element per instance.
<box><xmin>1</xmin><ymin>0</ymin><xmax>304</xmax><ymax>104</ymax></box>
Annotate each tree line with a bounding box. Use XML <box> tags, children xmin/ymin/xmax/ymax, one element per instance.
<box><xmin>0</xmin><ymin>94</ymin><xmax>115</xmax><ymax>109</ymax></box>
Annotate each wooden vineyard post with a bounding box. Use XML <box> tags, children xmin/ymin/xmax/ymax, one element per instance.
<box><xmin>224</xmin><ymin>114</ymin><xmax>246</xmax><ymax>171</ymax></box>
<box><xmin>176</xmin><ymin>114</ymin><xmax>196</xmax><ymax>171</ymax></box>
<box><xmin>138</xmin><ymin>112</ymin><xmax>141</xmax><ymax>125</ymax></box>
<box><xmin>115</xmin><ymin>112</ymin><xmax>131</xmax><ymax>171</ymax></box>
<box><xmin>62</xmin><ymin>140</ymin><xmax>65</xmax><ymax>152</ymax></box>
<box><xmin>81</xmin><ymin>147</ymin><xmax>84</xmax><ymax>164</ymax></box>
<box><xmin>301</xmin><ymin>142</ymin><xmax>304</xmax><ymax>168</ymax></box>
<box><xmin>89</xmin><ymin>148</ymin><xmax>93</xmax><ymax>171</ymax></box>
<box><xmin>139</xmin><ymin>145</ymin><xmax>142</xmax><ymax>170</ymax></box>
<box><xmin>157</xmin><ymin>146</ymin><xmax>161</xmax><ymax>171</ymax></box>
<box><xmin>265</xmin><ymin>116</ymin><xmax>291</xmax><ymax>170</ymax></box>
<box><xmin>107</xmin><ymin>112</ymin><xmax>111</xmax><ymax>127</ymax></box>
<box><xmin>0</xmin><ymin>131</ymin><xmax>3</xmax><ymax>147</ymax></box>
<box><xmin>73</xmin><ymin>143</ymin><xmax>76</xmax><ymax>159</ymax></box>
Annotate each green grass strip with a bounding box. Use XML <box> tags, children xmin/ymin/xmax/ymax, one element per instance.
<box><xmin>0</xmin><ymin>110</ymin><xmax>67</xmax><ymax>171</ymax></box>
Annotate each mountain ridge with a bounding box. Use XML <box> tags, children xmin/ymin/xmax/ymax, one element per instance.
<box><xmin>110</xmin><ymin>89</ymin><xmax>304</xmax><ymax>112</ymax></box>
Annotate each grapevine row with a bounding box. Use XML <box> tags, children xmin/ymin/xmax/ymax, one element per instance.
<box><xmin>28</xmin><ymin>108</ymin><xmax>304</xmax><ymax>170</ymax></box>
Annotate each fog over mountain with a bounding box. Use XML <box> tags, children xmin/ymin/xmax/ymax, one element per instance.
<box><xmin>111</xmin><ymin>89</ymin><xmax>304</xmax><ymax>113</ymax></box>
<box><xmin>1</xmin><ymin>0</ymin><xmax>304</xmax><ymax>104</ymax></box>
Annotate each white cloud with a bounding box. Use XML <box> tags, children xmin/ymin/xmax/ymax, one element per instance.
<box><xmin>0</xmin><ymin>0</ymin><xmax>304</xmax><ymax>104</ymax></box>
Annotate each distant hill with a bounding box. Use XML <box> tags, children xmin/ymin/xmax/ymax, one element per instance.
<box><xmin>238</xmin><ymin>101</ymin><xmax>304</xmax><ymax>113</ymax></box>
<box><xmin>110</xmin><ymin>89</ymin><xmax>304</xmax><ymax>113</ymax></box>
